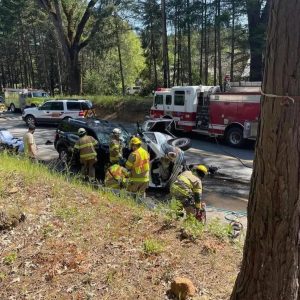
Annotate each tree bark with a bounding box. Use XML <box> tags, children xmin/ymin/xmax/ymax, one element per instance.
<box><xmin>246</xmin><ymin>0</ymin><xmax>270</xmax><ymax>81</ymax></box>
<box><xmin>161</xmin><ymin>0</ymin><xmax>170</xmax><ymax>87</ymax></box>
<box><xmin>217</xmin><ymin>0</ymin><xmax>222</xmax><ymax>90</ymax></box>
<box><xmin>187</xmin><ymin>0</ymin><xmax>192</xmax><ymax>85</ymax></box>
<box><xmin>231</xmin><ymin>0</ymin><xmax>300</xmax><ymax>299</ymax></box>
<box><xmin>230</xmin><ymin>0</ymin><xmax>235</xmax><ymax>81</ymax></box>
<box><xmin>115</xmin><ymin>17</ymin><xmax>125</xmax><ymax>96</ymax></box>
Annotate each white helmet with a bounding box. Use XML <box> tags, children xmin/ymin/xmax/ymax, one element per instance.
<box><xmin>78</xmin><ymin>128</ymin><xmax>86</xmax><ymax>136</ymax></box>
<box><xmin>112</xmin><ymin>128</ymin><xmax>121</xmax><ymax>135</ymax></box>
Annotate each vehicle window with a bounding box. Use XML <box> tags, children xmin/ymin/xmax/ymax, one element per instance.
<box><xmin>32</xmin><ymin>91</ymin><xmax>49</xmax><ymax>98</ymax></box>
<box><xmin>51</xmin><ymin>101</ymin><xmax>63</xmax><ymax>110</ymax></box>
<box><xmin>166</xmin><ymin>95</ymin><xmax>172</xmax><ymax>105</ymax></box>
<box><xmin>40</xmin><ymin>102</ymin><xmax>53</xmax><ymax>110</ymax></box>
<box><xmin>80</xmin><ymin>102</ymin><xmax>91</xmax><ymax>110</ymax></box>
<box><xmin>154</xmin><ymin>95</ymin><xmax>163</xmax><ymax>105</ymax></box>
<box><xmin>143</xmin><ymin>132</ymin><xmax>157</xmax><ymax>143</ymax></box>
<box><xmin>174</xmin><ymin>91</ymin><xmax>185</xmax><ymax>106</ymax></box>
<box><xmin>67</xmin><ymin>102</ymin><xmax>81</xmax><ymax>111</ymax></box>
<box><xmin>96</xmin><ymin>132</ymin><xmax>110</xmax><ymax>144</ymax></box>
<box><xmin>59</xmin><ymin>122</ymin><xmax>78</xmax><ymax>133</ymax></box>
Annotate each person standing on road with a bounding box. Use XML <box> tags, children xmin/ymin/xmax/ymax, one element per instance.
<box><xmin>109</xmin><ymin>128</ymin><xmax>123</xmax><ymax>165</ymax></box>
<box><xmin>105</xmin><ymin>163</ymin><xmax>129</xmax><ymax>189</ymax></box>
<box><xmin>74</xmin><ymin>128</ymin><xmax>98</xmax><ymax>180</ymax></box>
<box><xmin>23</xmin><ymin>124</ymin><xmax>37</xmax><ymax>162</ymax></box>
<box><xmin>170</xmin><ymin>165</ymin><xmax>208</xmax><ymax>218</ymax></box>
<box><xmin>125</xmin><ymin>137</ymin><xmax>150</xmax><ymax>197</ymax></box>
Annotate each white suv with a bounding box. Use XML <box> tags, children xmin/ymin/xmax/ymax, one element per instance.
<box><xmin>22</xmin><ymin>99</ymin><xmax>94</xmax><ymax>126</ymax></box>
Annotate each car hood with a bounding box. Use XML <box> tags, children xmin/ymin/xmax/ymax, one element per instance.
<box><xmin>23</xmin><ymin>107</ymin><xmax>39</xmax><ymax>114</ymax></box>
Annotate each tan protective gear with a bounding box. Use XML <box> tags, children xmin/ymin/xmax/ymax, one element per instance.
<box><xmin>105</xmin><ymin>164</ymin><xmax>129</xmax><ymax>189</ymax></box>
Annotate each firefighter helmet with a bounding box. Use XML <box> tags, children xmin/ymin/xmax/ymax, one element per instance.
<box><xmin>130</xmin><ymin>137</ymin><xmax>142</xmax><ymax>145</ymax></box>
<box><xmin>78</xmin><ymin>128</ymin><xmax>86</xmax><ymax>136</ymax></box>
<box><xmin>112</xmin><ymin>128</ymin><xmax>122</xmax><ymax>135</ymax></box>
<box><xmin>194</xmin><ymin>164</ymin><xmax>208</xmax><ymax>178</ymax></box>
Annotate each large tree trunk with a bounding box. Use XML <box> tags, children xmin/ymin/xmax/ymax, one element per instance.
<box><xmin>69</xmin><ymin>49</ymin><xmax>81</xmax><ymax>95</ymax></box>
<box><xmin>231</xmin><ymin>1</ymin><xmax>300</xmax><ymax>299</ymax></box>
<box><xmin>161</xmin><ymin>0</ymin><xmax>170</xmax><ymax>87</ymax></box>
<box><xmin>246</xmin><ymin>0</ymin><xmax>269</xmax><ymax>81</ymax></box>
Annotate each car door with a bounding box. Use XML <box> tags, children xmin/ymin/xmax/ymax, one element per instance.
<box><xmin>49</xmin><ymin>101</ymin><xmax>64</xmax><ymax>123</ymax></box>
<box><xmin>163</xmin><ymin>94</ymin><xmax>173</xmax><ymax>117</ymax></box>
<box><xmin>37</xmin><ymin>101</ymin><xmax>54</xmax><ymax>123</ymax></box>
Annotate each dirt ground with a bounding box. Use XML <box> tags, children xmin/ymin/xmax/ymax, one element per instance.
<box><xmin>0</xmin><ymin>165</ymin><xmax>242</xmax><ymax>300</ymax></box>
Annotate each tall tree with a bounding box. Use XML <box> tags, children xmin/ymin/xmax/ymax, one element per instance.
<box><xmin>36</xmin><ymin>0</ymin><xmax>117</xmax><ymax>94</ymax></box>
<box><xmin>231</xmin><ymin>0</ymin><xmax>300</xmax><ymax>298</ymax></box>
<box><xmin>245</xmin><ymin>0</ymin><xmax>270</xmax><ymax>81</ymax></box>
<box><xmin>161</xmin><ymin>0</ymin><xmax>170</xmax><ymax>87</ymax></box>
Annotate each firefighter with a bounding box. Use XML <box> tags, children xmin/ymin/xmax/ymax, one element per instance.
<box><xmin>125</xmin><ymin>137</ymin><xmax>150</xmax><ymax>196</ymax></box>
<box><xmin>105</xmin><ymin>163</ymin><xmax>129</xmax><ymax>189</ymax></box>
<box><xmin>170</xmin><ymin>165</ymin><xmax>208</xmax><ymax>217</ymax></box>
<box><xmin>74</xmin><ymin>128</ymin><xmax>98</xmax><ymax>180</ymax></box>
<box><xmin>109</xmin><ymin>128</ymin><xmax>123</xmax><ymax>164</ymax></box>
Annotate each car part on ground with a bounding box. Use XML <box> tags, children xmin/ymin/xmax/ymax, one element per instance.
<box><xmin>0</xmin><ymin>129</ymin><xmax>24</xmax><ymax>153</ymax></box>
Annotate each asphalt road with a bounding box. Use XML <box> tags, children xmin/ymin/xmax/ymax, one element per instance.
<box><xmin>0</xmin><ymin>111</ymin><xmax>252</xmax><ymax>219</ymax></box>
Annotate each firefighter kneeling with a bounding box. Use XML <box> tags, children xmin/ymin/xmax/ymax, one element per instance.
<box><xmin>170</xmin><ymin>165</ymin><xmax>208</xmax><ymax>222</ymax></box>
<box><xmin>105</xmin><ymin>163</ymin><xmax>129</xmax><ymax>189</ymax></box>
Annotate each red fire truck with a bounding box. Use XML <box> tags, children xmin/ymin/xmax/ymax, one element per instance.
<box><xmin>150</xmin><ymin>82</ymin><xmax>261</xmax><ymax>147</ymax></box>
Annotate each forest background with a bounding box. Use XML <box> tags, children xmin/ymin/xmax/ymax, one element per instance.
<box><xmin>0</xmin><ymin>0</ymin><xmax>268</xmax><ymax>95</ymax></box>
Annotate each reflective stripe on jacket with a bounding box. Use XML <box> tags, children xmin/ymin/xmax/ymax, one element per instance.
<box><xmin>170</xmin><ymin>170</ymin><xmax>202</xmax><ymax>202</ymax></box>
<box><xmin>74</xmin><ymin>135</ymin><xmax>98</xmax><ymax>161</ymax></box>
<box><xmin>109</xmin><ymin>138</ymin><xmax>122</xmax><ymax>163</ymax></box>
<box><xmin>125</xmin><ymin>147</ymin><xmax>150</xmax><ymax>183</ymax></box>
<box><xmin>105</xmin><ymin>164</ymin><xmax>129</xmax><ymax>189</ymax></box>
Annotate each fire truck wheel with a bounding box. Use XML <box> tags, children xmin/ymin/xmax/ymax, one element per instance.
<box><xmin>226</xmin><ymin>127</ymin><xmax>244</xmax><ymax>147</ymax></box>
<box><xmin>168</xmin><ymin>137</ymin><xmax>191</xmax><ymax>151</ymax></box>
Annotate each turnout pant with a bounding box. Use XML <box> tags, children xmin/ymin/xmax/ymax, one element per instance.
<box><xmin>81</xmin><ymin>158</ymin><xmax>96</xmax><ymax>179</ymax></box>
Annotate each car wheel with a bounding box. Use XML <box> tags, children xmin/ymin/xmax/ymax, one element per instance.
<box><xmin>10</xmin><ymin>104</ymin><xmax>16</xmax><ymax>113</ymax></box>
<box><xmin>167</xmin><ymin>137</ymin><xmax>191</xmax><ymax>151</ymax></box>
<box><xmin>226</xmin><ymin>127</ymin><xmax>244</xmax><ymax>147</ymax></box>
<box><xmin>25</xmin><ymin>115</ymin><xmax>36</xmax><ymax>126</ymax></box>
<box><xmin>58</xmin><ymin>146</ymin><xmax>70</xmax><ymax>162</ymax></box>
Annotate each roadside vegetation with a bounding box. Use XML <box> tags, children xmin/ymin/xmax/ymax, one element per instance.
<box><xmin>56</xmin><ymin>94</ymin><xmax>152</xmax><ymax>108</ymax></box>
<box><xmin>0</xmin><ymin>153</ymin><xmax>242</xmax><ymax>299</ymax></box>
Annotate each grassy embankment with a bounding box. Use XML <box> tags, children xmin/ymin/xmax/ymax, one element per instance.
<box><xmin>58</xmin><ymin>95</ymin><xmax>153</xmax><ymax>122</ymax></box>
<box><xmin>0</xmin><ymin>153</ymin><xmax>242</xmax><ymax>299</ymax></box>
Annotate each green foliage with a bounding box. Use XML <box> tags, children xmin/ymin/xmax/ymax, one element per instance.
<box><xmin>183</xmin><ymin>214</ymin><xmax>205</xmax><ymax>239</ymax></box>
<box><xmin>165</xmin><ymin>198</ymin><xmax>183</xmax><ymax>220</ymax></box>
<box><xmin>207</xmin><ymin>218</ymin><xmax>233</xmax><ymax>241</ymax></box>
<box><xmin>143</xmin><ymin>239</ymin><xmax>164</xmax><ymax>255</ymax></box>
<box><xmin>3</xmin><ymin>252</ymin><xmax>17</xmax><ymax>265</ymax></box>
<box><xmin>55</xmin><ymin>206</ymin><xmax>79</xmax><ymax>221</ymax></box>
<box><xmin>83</xmin><ymin>28</ymin><xmax>145</xmax><ymax>95</ymax></box>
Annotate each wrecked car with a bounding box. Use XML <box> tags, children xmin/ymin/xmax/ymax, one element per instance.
<box><xmin>54</xmin><ymin>118</ymin><xmax>191</xmax><ymax>188</ymax></box>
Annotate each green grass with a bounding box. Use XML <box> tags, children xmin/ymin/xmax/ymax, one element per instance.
<box><xmin>3</xmin><ymin>252</ymin><xmax>17</xmax><ymax>265</ymax></box>
<box><xmin>143</xmin><ymin>239</ymin><xmax>164</xmax><ymax>255</ymax></box>
<box><xmin>207</xmin><ymin>218</ymin><xmax>233</xmax><ymax>241</ymax></box>
<box><xmin>182</xmin><ymin>214</ymin><xmax>205</xmax><ymax>239</ymax></box>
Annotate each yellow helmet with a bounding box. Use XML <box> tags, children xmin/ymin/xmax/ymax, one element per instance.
<box><xmin>196</xmin><ymin>164</ymin><xmax>208</xmax><ymax>175</ymax></box>
<box><xmin>130</xmin><ymin>137</ymin><xmax>142</xmax><ymax>145</ymax></box>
